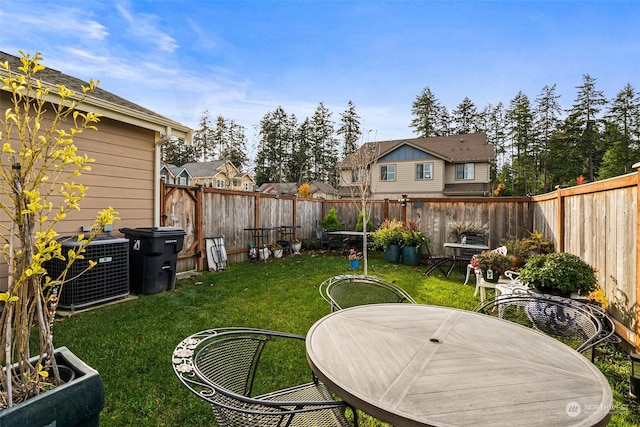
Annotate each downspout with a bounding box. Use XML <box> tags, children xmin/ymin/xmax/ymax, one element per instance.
<box><xmin>154</xmin><ymin>128</ymin><xmax>172</xmax><ymax>227</ymax></box>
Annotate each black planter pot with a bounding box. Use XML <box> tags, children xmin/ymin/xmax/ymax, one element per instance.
<box><xmin>0</xmin><ymin>346</ymin><xmax>105</xmax><ymax>427</ymax></box>
<box><xmin>482</xmin><ymin>269</ymin><xmax>500</xmax><ymax>283</ymax></box>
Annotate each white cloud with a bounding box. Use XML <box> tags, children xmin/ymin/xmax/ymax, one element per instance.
<box><xmin>114</xmin><ymin>3</ymin><xmax>178</xmax><ymax>53</ymax></box>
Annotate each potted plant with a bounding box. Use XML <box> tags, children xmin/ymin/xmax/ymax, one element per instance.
<box><xmin>0</xmin><ymin>52</ymin><xmax>118</xmax><ymax>423</ymax></box>
<box><xmin>447</xmin><ymin>221</ymin><xmax>488</xmax><ymax>242</ymax></box>
<box><xmin>291</xmin><ymin>237</ymin><xmax>302</xmax><ymax>254</ymax></box>
<box><xmin>348</xmin><ymin>248</ymin><xmax>361</xmax><ymax>269</ymax></box>
<box><xmin>269</xmin><ymin>242</ymin><xmax>283</xmax><ymax>258</ymax></box>
<box><xmin>401</xmin><ymin>220</ymin><xmax>429</xmax><ymax>266</ymax></box>
<box><xmin>518</xmin><ymin>252</ymin><xmax>597</xmax><ymax>296</ymax></box>
<box><xmin>371</xmin><ymin>218</ymin><xmax>404</xmax><ymax>263</ymax></box>
<box><xmin>470</xmin><ymin>251</ymin><xmax>512</xmax><ymax>282</ymax></box>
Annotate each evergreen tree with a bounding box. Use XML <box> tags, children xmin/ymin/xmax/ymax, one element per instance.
<box><xmin>598</xmin><ymin>122</ymin><xmax>633</xmax><ymax>179</ymax></box>
<box><xmin>410</xmin><ymin>87</ymin><xmax>449</xmax><ymax>137</ymax></box>
<box><xmin>480</xmin><ymin>103</ymin><xmax>506</xmax><ymax>185</ymax></box>
<box><xmin>254</xmin><ymin>107</ymin><xmax>296</xmax><ymax>185</ymax></box>
<box><xmin>161</xmin><ymin>136</ymin><xmax>199</xmax><ymax>167</ymax></box>
<box><xmin>566</xmin><ymin>74</ymin><xmax>608</xmax><ymax>181</ymax></box>
<box><xmin>309</xmin><ymin>102</ymin><xmax>337</xmax><ymax>184</ymax></box>
<box><xmin>338</xmin><ymin>100</ymin><xmax>362</xmax><ymax>157</ymax></box>
<box><xmin>534</xmin><ymin>84</ymin><xmax>563</xmax><ymax>192</ymax></box>
<box><xmin>220</xmin><ymin>120</ymin><xmax>249</xmax><ymax>171</ymax></box>
<box><xmin>289</xmin><ymin>118</ymin><xmax>313</xmax><ymax>184</ymax></box>
<box><xmin>600</xmin><ymin>83</ymin><xmax>640</xmax><ymax>176</ymax></box>
<box><xmin>451</xmin><ymin>97</ymin><xmax>479</xmax><ymax>135</ymax></box>
<box><xmin>505</xmin><ymin>92</ymin><xmax>535</xmax><ymax>195</ymax></box>
<box><xmin>192</xmin><ymin>110</ymin><xmax>214</xmax><ymax>161</ymax></box>
<box><xmin>547</xmin><ymin>116</ymin><xmax>585</xmax><ymax>186</ymax></box>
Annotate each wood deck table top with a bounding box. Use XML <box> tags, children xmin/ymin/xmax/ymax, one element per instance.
<box><xmin>306</xmin><ymin>304</ymin><xmax>612</xmax><ymax>427</ymax></box>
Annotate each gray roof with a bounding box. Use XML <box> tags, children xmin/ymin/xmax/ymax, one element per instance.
<box><xmin>181</xmin><ymin>161</ymin><xmax>227</xmax><ymax>177</ymax></box>
<box><xmin>0</xmin><ymin>51</ymin><xmax>190</xmax><ymax>135</ymax></box>
<box><xmin>258</xmin><ymin>182</ymin><xmax>299</xmax><ymax>195</ymax></box>
<box><xmin>339</xmin><ymin>133</ymin><xmax>494</xmax><ymax>167</ymax></box>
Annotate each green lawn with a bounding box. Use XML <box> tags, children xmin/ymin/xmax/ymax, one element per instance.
<box><xmin>52</xmin><ymin>251</ymin><xmax>639</xmax><ymax>426</ymax></box>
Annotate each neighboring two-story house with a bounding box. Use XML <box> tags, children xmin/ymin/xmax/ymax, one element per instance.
<box><xmin>337</xmin><ymin>133</ymin><xmax>495</xmax><ymax>199</ymax></box>
<box><xmin>176</xmin><ymin>161</ymin><xmax>255</xmax><ymax>191</ymax></box>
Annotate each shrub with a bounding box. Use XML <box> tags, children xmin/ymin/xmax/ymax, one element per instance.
<box><xmin>371</xmin><ymin>218</ymin><xmax>403</xmax><ymax>250</ymax></box>
<box><xmin>321</xmin><ymin>207</ymin><xmax>343</xmax><ymax>231</ymax></box>
<box><xmin>355</xmin><ymin>210</ymin><xmax>373</xmax><ymax>232</ymax></box>
<box><xmin>519</xmin><ymin>252</ymin><xmax>597</xmax><ymax>295</ymax></box>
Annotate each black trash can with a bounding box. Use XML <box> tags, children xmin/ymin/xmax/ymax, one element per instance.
<box><xmin>120</xmin><ymin>227</ymin><xmax>186</xmax><ymax>294</ymax></box>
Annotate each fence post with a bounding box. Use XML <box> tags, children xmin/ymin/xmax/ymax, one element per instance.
<box><xmin>635</xmin><ymin>164</ymin><xmax>640</xmax><ymax>353</ymax></box>
<box><xmin>555</xmin><ymin>186</ymin><xmax>565</xmax><ymax>253</ymax></box>
<box><xmin>196</xmin><ymin>185</ymin><xmax>204</xmax><ymax>270</ymax></box>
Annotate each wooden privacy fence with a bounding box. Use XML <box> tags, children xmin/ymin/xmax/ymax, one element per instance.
<box><xmin>160</xmin><ymin>175</ymin><xmax>640</xmax><ymax>351</ymax></box>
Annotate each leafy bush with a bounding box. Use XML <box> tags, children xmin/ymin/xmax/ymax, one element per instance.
<box><xmin>355</xmin><ymin>210</ymin><xmax>373</xmax><ymax>232</ymax></box>
<box><xmin>518</xmin><ymin>230</ymin><xmax>554</xmax><ymax>261</ymax></box>
<box><xmin>519</xmin><ymin>252</ymin><xmax>597</xmax><ymax>295</ymax></box>
<box><xmin>371</xmin><ymin>218</ymin><xmax>404</xmax><ymax>250</ymax></box>
<box><xmin>321</xmin><ymin>207</ymin><xmax>343</xmax><ymax>231</ymax></box>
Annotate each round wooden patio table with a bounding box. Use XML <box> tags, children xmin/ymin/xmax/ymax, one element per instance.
<box><xmin>306</xmin><ymin>304</ymin><xmax>612</xmax><ymax>427</ymax></box>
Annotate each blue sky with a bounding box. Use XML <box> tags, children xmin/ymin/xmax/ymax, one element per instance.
<box><xmin>1</xmin><ymin>0</ymin><xmax>638</xmax><ymax>149</ymax></box>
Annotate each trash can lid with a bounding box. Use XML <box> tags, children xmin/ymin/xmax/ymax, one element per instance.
<box><xmin>119</xmin><ymin>227</ymin><xmax>186</xmax><ymax>236</ymax></box>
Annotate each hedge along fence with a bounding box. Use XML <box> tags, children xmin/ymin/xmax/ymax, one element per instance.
<box><xmin>161</xmin><ymin>174</ymin><xmax>640</xmax><ymax>351</ymax></box>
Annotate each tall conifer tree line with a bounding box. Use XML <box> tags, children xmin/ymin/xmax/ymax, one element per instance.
<box><xmin>165</xmin><ymin>74</ymin><xmax>638</xmax><ymax>196</ymax></box>
<box><xmin>410</xmin><ymin>76</ymin><xmax>640</xmax><ymax>195</ymax></box>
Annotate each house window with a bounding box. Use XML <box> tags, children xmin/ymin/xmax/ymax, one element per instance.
<box><xmin>351</xmin><ymin>168</ymin><xmax>365</xmax><ymax>183</ymax></box>
<box><xmin>243</xmin><ymin>182</ymin><xmax>249</xmax><ymax>191</ymax></box>
<box><xmin>416</xmin><ymin>163</ymin><xmax>433</xmax><ymax>180</ymax></box>
<box><xmin>178</xmin><ymin>176</ymin><xmax>187</xmax><ymax>185</ymax></box>
<box><xmin>456</xmin><ymin>163</ymin><xmax>475</xmax><ymax>180</ymax></box>
<box><xmin>380</xmin><ymin>165</ymin><xmax>396</xmax><ymax>181</ymax></box>
<box><xmin>216</xmin><ymin>179</ymin><xmax>225</xmax><ymax>188</ymax></box>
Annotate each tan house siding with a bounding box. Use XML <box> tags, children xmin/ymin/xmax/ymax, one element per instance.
<box><xmin>444</xmin><ymin>162</ymin><xmax>490</xmax><ymax>184</ymax></box>
<box><xmin>372</xmin><ymin>159</ymin><xmax>447</xmax><ymax>199</ymax></box>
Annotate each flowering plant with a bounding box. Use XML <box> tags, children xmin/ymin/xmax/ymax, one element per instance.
<box><xmin>471</xmin><ymin>251</ymin><xmax>512</xmax><ymax>275</ymax></box>
<box><xmin>292</xmin><ymin>237</ymin><xmax>302</xmax><ymax>244</ymax></box>
<box><xmin>268</xmin><ymin>242</ymin><xmax>282</xmax><ymax>251</ymax></box>
<box><xmin>587</xmin><ymin>284</ymin><xmax>608</xmax><ymax>308</ymax></box>
<box><xmin>348</xmin><ymin>249</ymin><xmax>361</xmax><ymax>261</ymax></box>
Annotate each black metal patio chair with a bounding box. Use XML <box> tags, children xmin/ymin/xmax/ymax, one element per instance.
<box><xmin>474</xmin><ymin>293</ymin><xmax>617</xmax><ymax>361</ymax></box>
<box><xmin>319</xmin><ymin>274</ymin><xmax>417</xmax><ymax>312</ymax></box>
<box><xmin>423</xmin><ymin>243</ymin><xmax>455</xmax><ymax>277</ymax></box>
<box><xmin>173</xmin><ymin>328</ymin><xmax>357</xmax><ymax>427</ymax></box>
